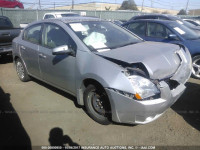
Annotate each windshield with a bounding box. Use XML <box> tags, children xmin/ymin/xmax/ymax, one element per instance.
<box><xmin>169</xmin><ymin>22</ymin><xmax>200</xmax><ymax>40</ymax></box>
<box><xmin>68</xmin><ymin>21</ymin><xmax>141</xmax><ymax>52</ymax></box>
<box><xmin>61</xmin><ymin>14</ymin><xmax>80</xmax><ymax>17</ymax></box>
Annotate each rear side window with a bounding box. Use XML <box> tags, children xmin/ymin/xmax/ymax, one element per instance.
<box><xmin>0</xmin><ymin>17</ymin><xmax>13</xmax><ymax>28</ymax></box>
<box><xmin>158</xmin><ymin>16</ymin><xmax>169</xmax><ymax>20</ymax></box>
<box><xmin>147</xmin><ymin>22</ymin><xmax>173</xmax><ymax>38</ymax></box>
<box><xmin>127</xmin><ymin>22</ymin><xmax>146</xmax><ymax>36</ymax></box>
<box><xmin>44</xmin><ymin>15</ymin><xmax>55</xmax><ymax>19</ymax></box>
<box><xmin>135</xmin><ymin>16</ymin><xmax>158</xmax><ymax>20</ymax></box>
<box><xmin>42</xmin><ymin>24</ymin><xmax>76</xmax><ymax>50</ymax></box>
<box><xmin>23</xmin><ymin>24</ymin><xmax>42</xmax><ymax>44</ymax></box>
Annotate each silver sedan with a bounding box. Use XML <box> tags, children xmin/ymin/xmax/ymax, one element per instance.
<box><xmin>12</xmin><ymin>17</ymin><xmax>192</xmax><ymax>125</ymax></box>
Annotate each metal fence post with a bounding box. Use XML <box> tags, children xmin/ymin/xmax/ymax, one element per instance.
<box><xmin>36</xmin><ymin>9</ymin><xmax>38</xmax><ymax>21</ymax></box>
<box><xmin>1</xmin><ymin>8</ymin><xmax>3</xmax><ymax>16</ymax></box>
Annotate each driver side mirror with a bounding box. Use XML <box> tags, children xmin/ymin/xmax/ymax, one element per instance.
<box><xmin>168</xmin><ymin>34</ymin><xmax>178</xmax><ymax>40</ymax></box>
<box><xmin>52</xmin><ymin>45</ymin><xmax>73</xmax><ymax>55</ymax></box>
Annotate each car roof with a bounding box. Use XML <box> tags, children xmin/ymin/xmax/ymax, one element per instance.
<box><xmin>33</xmin><ymin>16</ymin><xmax>102</xmax><ymax>25</ymax></box>
<box><xmin>124</xmin><ymin>19</ymin><xmax>178</xmax><ymax>25</ymax></box>
<box><xmin>49</xmin><ymin>16</ymin><xmax>102</xmax><ymax>23</ymax></box>
<box><xmin>44</xmin><ymin>12</ymin><xmax>78</xmax><ymax>15</ymax></box>
<box><xmin>26</xmin><ymin>17</ymin><xmax>103</xmax><ymax>29</ymax></box>
<box><xmin>131</xmin><ymin>14</ymin><xmax>180</xmax><ymax>20</ymax></box>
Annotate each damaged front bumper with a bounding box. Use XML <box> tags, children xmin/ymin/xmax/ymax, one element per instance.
<box><xmin>105</xmin><ymin>48</ymin><xmax>192</xmax><ymax>124</ymax></box>
<box><xmin>106</xmin><ymin>81</ymin><xmax>185</xmax><ymax>124</ymax></box>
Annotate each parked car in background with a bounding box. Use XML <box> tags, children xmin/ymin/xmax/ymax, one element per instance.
<box><xmin>0</xmin><ymin>0</ymin><xmax>24</xmax><ymax>9</ymax></box>
<box><xmin>129</xmin><ymin>14</ymin><xmax>200</xmax><ymax>34</ymax></box>
<box><xmin>113</xmin><ymin>20</ymin><xmax>123</xmax><ymax>26</ymax></box>
<box><xmin>20</xmin><ymin>12</ymin><xmax>81</xmax><ymax>29</ymax></box>
<box><xmin>0</xmin><ymin>16</ymin><xmax>21</xmax><ymax>57</ymax></box>
<box><xmin>183</xmin><ymin>19</ymin><xmax>200</xmax><ymax>26</ymax></box>
<box><xmin>123</xmin><ymin>19</ymin><xmax>200</xmax><ymax>79</ymax></box>
<box><xmin>12</xmin><ymin>17</ymin><xmax>191</xmax><ymax>125</ymax></box>
<box><xmin>43</xmin><ymin>12</ymin><xmax>80</xmax><ymax>19</ymax></box>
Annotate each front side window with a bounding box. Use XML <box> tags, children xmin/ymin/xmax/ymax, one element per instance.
<box><xmin>23</xmin><ymin>24</ymin><xmax>42</xmax><ymax>44</ymax></box>
<box><xmin>42</xmin><ymin>24</ymin><xmax>76</xmax><ymax>50</ymax></box>
<box><xmin>127</xmin><ymin>22</ymin><xmax>146</xmax><ymax>36</ymax></box>
<box><xmin>68</xmin><ymin>21</ymin><xmax>141</xmax><ymax>52</ymax></box>
<box><xmin>147</xmin><ymin>22</ymin><xmax>173</xmax><ymax>38</ymax></box>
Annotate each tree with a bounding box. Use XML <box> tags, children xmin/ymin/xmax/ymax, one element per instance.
<box><xmin>119</xmin><ymin>0</ymin><xmax>138</xmax><ymax>10</ymax></box>
<box><xmin>162</xmin><ymin>11</ymin><xmax>169</xmax><ymax>14</ymax></box>
<box><xmin>105</xmin><ymin>6</ymin><xmax>111</xmax><ymax>11</ymax></box>
<box><xmin>177</xmin><ymin>9</ymin><xmax>187</xmax><ymax>15</ymax></box>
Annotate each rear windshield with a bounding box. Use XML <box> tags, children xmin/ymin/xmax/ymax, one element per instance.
<box><xmin>0</xmin><ymin>18</ymin><xmax>13</xmax><ymax>29</ymax></box>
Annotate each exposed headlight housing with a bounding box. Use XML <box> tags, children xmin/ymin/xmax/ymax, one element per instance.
<box><xmin>128</xmin><ymin>75</ymin><xmax>160</xmax><ymax>100</ymax></box>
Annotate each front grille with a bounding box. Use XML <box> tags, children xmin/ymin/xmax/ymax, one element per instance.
<box><xmin>165</xmin><ymin>79</ymin><xmax>179</xmax><ymax>90</ymax></box>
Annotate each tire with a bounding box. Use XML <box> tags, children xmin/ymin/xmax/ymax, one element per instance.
<box><xmin>84</xmin><ymin>84</ymin><xmax>111</xmax><ymax>125</ymax></box>
<box><xmin>16</xmin><ymin>58</ymin><xmax>31</xmax><ymax>82</ymax></box>
<box><xmin>15</xmin><ymin>6</ymin><xmax>20</xmax><ymax>9</ymax></box>
<box><xmin>192</xmin><ymin>55</ymin><xmax>200</xmax><ymax>79</ymax></box>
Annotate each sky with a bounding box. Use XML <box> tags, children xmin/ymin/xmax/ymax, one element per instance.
<box><xmin>20</xmin><ymin>0</ymin><xmax>200</xmax><ymax>11</ymax></box>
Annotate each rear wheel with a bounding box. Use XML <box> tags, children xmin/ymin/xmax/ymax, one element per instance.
<box><xmin>192</xmin><ymin>55</ymin><xmax>200</xmax><ymax>79</ymax></box>
<box><xmin>16</xmin><ymin>58</ymin><xmax>31</xmax><ymax>82</ymax></box>
<box><xmin>84</xmin><ymin>84</ymin><xmax>111</xmax><ymax>125</ymax></box>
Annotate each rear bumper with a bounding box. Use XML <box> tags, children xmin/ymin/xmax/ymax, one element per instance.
<box><xmin>106</xmin><ymin>82</ymin><xmax>186</xmax><ymax>124</ymax></box>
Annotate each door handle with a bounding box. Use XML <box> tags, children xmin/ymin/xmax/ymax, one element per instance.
<box><xmin>21</xmin><ymin>46</ymin><xmax>26</xmax><ymax>50</ymax></box>
<box><xmin>39</xmin><ymin>53</ymin><xmax>46</xmax><ymax>59</ymax></box>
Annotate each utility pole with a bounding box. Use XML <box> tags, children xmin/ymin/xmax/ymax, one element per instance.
<box><xmin>38</xmin><ymin>0</ymin><xmax>41</xmax><ymax>9</ymax></box>
<box><xmin>141</xmin><ymin>0</ymin><xmax>144</xmax><ymax>12</ymax></box>
<box><xmin>72</xmin><ymin>0</ymin><xmax>74</xmax><ymax>9</ymax></box>
<box><xmin>54</xmin><ymin>2</ymin><xmax>55</xmax><ymax>10</ymax></box>
<box><xmin>185</xmin><ymin>0</ymin><xmax>189</xmax><ymax>13</ymax></box>
<box><xmin>151</xmin><ymin>0</ymin><xmax>153</xmax><ymax>8</ymax></box>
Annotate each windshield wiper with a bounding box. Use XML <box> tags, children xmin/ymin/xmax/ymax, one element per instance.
<box><xmin>188</xmin><ymin>36</ymin><xmax>200</xmax><ymax>40</ymax></box>
<box><xmin>110</xmin><ymin>42</ymin><xmax>138</xmax><ymax>49</ymax></box>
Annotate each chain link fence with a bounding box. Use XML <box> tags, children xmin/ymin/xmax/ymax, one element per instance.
<box><xmin>0</xmin><ymin>8</ymin><xmax>199</xmax><ymax>27</ymax></box>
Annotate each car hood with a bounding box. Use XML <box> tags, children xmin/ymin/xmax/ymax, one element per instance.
<box><xmin>97</xmin><ymin>42</ymin><xmax>181</xmax><ymax>80</ymax></box>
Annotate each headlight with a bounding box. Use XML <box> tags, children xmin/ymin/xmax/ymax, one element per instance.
<box><xmin>128</xmin><ymin>75</ymin><xmax>160</xmax><ymax>100</ymax></box>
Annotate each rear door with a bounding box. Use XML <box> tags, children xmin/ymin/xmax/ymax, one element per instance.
<box><xmin>38</xmin><ymin>23</ymin><xmax>77</xmax><ymax>94</ymax></box>
<box><xmin>20</xmin><ymin>23</ymin><xmax>43</xmax><ymax>78</ymax></box>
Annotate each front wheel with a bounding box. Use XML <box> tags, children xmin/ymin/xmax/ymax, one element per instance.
<box><xmin>84</xmin><ymin>84</ymin><xmax>111</xmax><ymax>125</ymax></box>
<box><xmin>192</xmin><ymin>55</ymin><xmax>200</xmax><ymax>79</ymax></box>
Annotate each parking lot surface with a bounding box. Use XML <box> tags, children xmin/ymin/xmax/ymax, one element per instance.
<box><xmin>0</xmin><ymin>56</ymin><xmax>200</xmax><ymax>149</ymax></box>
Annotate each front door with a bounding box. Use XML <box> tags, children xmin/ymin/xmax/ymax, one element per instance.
<box><xmin>38</xmin><ymin>23</ymin><xmax>77</xmax><ymax>94</ymax></box>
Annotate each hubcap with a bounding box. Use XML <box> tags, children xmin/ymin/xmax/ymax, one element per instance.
<box><xmin>88</xmin><ymin>91</ymin><xmax>106</xmax><ymax>116</ymax></box>
<box><xmin>16</xmin><ymin>61</ymin><xmax>25</xmax><ymax>79</ymax></box>
<box><xmin>192</xmin><ymin>58</ymin><xmax>200</xmax><ymax>78</ymax></box>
